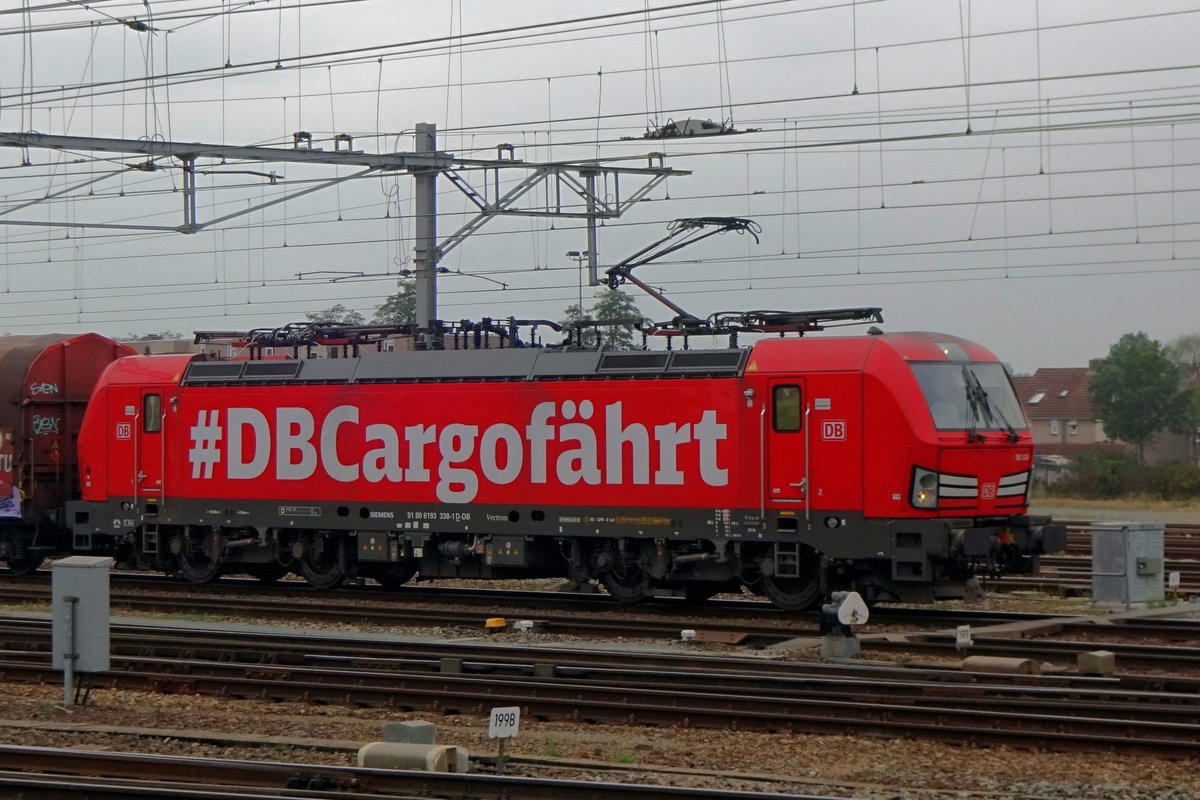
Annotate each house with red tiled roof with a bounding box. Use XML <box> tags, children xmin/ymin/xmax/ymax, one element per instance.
<box><xmin>1012</xmin><ymin>365</ymin><xmax>1194</xmax><ymax>466</ymax></box>
<box><xmin>1011</xmin><ymin>367</ymin><xmax>1109</xmax><ymax>452</ymax></box>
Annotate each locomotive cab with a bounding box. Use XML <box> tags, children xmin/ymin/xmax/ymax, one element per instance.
<box><xmin>855</xmin><ymin>334</ymin><xmax>1064</xmax><ymax>600</ymax></box>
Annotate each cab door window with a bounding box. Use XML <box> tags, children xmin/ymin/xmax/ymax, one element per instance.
<box><xmin>773</xmin><ymin>385</ymin><xmax>802</xmax><ymax>432</ymax></box>
<box><xmin>143</xmin><ymin>393</ymin><xmax>162</xmax><ymax>433</ymax></box>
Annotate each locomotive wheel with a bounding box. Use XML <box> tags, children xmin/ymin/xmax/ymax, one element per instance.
<box><xmin>373</xmin><ymin>561</ymin><xmax>419</xmax><ymax>591</ymax></box>
<box><xmin>176</xmin><ymin>530</ymin><xmax>223</xmax><ymax>585</ymax></box>
<box><xmin>5</xmin><ymin>550</ymin><xmax>43</xmax><ymax>576</ymax></box>
<box><xmin>600</xmin><ymin>566</ymin><xmax>651</xmax><ymax>604</ymax></box>
<box><xmin>298</xmin><ymin>534</ymin><xmax>345</xmax><ymax>590</ymax></box>
<box><xmin>756</xmin><ymin>574</ymin><xmax>822</xmax><ymax>611</ymax></box>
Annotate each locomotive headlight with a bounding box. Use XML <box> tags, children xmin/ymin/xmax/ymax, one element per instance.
<box><xmin>911</xmin><ymin>468</ymin><xmax>939</xmax><ymax>509</ymax></box>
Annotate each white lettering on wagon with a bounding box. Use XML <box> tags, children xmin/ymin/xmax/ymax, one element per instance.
<box><xmin>186</xmin><ymin>401</ymin><xmax>728</xmax><ymax>503</ymax></box>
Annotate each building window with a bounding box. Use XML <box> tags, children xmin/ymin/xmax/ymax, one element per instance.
<box><xmin>1049</xmin><ymin>420</ymin><xmax>1060</xmax><ymax>436</ymax></box>
<box><xmin>1029</xmin><ymin>391</ymin><xmax>1046</xmax><ymax>405</ymax></box>
<box><xmin>382</xmin><ymin>340</ymin><xmax>395</xmax><ymax>352</ymax></box>
<box><xmin>1068</xmin><ymin>420</ymin><xmax>1078</xmax><ymax>436</ymax></box>
<box><xmin>1059</xmin><ymin>389</ymin><xmax>1069</xmax><ymax>397</ymax></box>
<box><xmin>262</xmin><ymin>347</ymin><xmax>275</xmax><ymax>356</ymax></box>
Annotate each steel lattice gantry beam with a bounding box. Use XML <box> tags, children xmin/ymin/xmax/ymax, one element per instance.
<box><xmin>0</xmin><ymin>130</ymin><xmax>685</xmax><ymax>246</ymax></box>
<box><xmin>0</xmin><ymin>131</ymin><xmax>455</xmax><ymax>234</ymax></box>
<box><xmin>0</xmin><ymin>127</ymin><xmax>687</xmax><ymax>345</ymax></box>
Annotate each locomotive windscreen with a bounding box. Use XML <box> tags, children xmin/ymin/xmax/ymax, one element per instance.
<box><xmin>911</xmin><ymin>362</ymin><xmax>1027</xmax><ymax>432</ymax></box>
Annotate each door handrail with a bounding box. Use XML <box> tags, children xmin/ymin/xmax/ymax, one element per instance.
<box><xmin>803</xmin><ymin>403</ymin><xmax>811</xmax><ymax>529</ymax></box>
<box><xmin>758</xmin><ymin>403</ymin><xmax>766</xmax><ymax>519</ymax></box>
<box><xmin>132</xmin><ymin>411</ymin><xmax>139</xmax><ymax>507</ymax></box>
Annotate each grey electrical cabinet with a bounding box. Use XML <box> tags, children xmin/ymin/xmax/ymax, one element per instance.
<box><xmin>1091</xmin><ymin>522</ymin><xmax>1164</xmax><ymax>606</ymax></box>
<box><xmin>51</xmin><ymin>556</ymin><xmax>112</xmax><ymax>673</ymax></box>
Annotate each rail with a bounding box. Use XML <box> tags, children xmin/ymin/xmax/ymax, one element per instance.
<box><xmin>0</xmin><ymin>744</ymin><xmax>834</xmax><ymax>800</ymax></box>
<box><xmin>4</xmin><ymin>615</ymin><xmax>1200</xmax><ymax>754</ymax></box>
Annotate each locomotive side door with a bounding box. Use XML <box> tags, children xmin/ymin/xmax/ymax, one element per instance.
<box><xmin>135</xmin><ymin>389</ymin><xmax>165</xmax><ymax>496</ymax></box>
<box><xmin>766</xmin><ymin>380</ymin><xmax>807</xmax><ymax>504</ymax></box>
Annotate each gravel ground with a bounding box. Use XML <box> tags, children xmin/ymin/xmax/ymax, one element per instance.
<box><xmin>5</xmin><ymin>549</ymin><xmax>1200</xmax><ymax>798</ymax></box>
<box><xmin>4</xmin><ymin>600</ymin><xmax>1200</xmax><ymax>800</ymax></box>
<box><xmin>3</xmin><ymin>681</ymin><xmax>1199</xmax><ymax>800</ymax></box>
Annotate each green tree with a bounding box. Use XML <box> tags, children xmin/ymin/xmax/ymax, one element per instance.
<box><xmin>559</xmin><ymin>289</ymin><xmax>642</xmax><ymax>349</ymax></box>
<box><xmin>306</xmin><ymin>304</ymin><xmax>365</xmax><ymax>326</ymax></box>
<box><xmin>1090</xmin><ymin>332</ymin><xmax>1182</xmax><ymax>462</ymax></box>
<box><xmin>592</xmin><ymin>289</ymin><xmax>643</xmax><ymax>349</ymax></box>
<box><xmin>372</xmin><ymin>276</ymin><xmax>416</xmax><ymax>325</ymax></box>
<box><xmin>559</xmin><ymin>301</ymin><xmax>594</xmax><ymax>347</ymax></box>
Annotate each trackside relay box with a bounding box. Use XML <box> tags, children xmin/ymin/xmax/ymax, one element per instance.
<box><xmin>51</xmin><ymin>556</ymin><xmax>112</xmax><ymax>673</ymax></box>
<box><xmin>1091</xmin><ymin>522</ymin><xmax>1164</xmax><ymax>605</ymax></box>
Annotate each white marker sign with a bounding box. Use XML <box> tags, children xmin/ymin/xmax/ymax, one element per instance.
<box><xmin>836</xmin><ymin>591</ymin><xmax>869</xmax><ymax>625</ymax></box>
<box><xmin>956</xmin><ymin>625</ymin><xmax>973</xmax><ymax>650</ymax></box>
<box><xmin>488</xmin><ymin>706</ymin><xmax>521</xmax><ymax>739</ymax></box>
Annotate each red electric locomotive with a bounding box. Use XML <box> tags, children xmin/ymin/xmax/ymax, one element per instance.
<box><xmin>66</xmin><ymin>315</ymin><xmax>1064</xmax><ymax>609</ymax></box>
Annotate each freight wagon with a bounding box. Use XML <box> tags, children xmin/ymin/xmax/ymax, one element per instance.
<box><xmin>0</xmin><ymin>334</ymin><xmax>135</xmax><ymax>573</ymax></box>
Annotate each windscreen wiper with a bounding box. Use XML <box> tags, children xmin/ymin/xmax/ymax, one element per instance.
<box><xmin>962</xmin><ymin>366</ymin><xmax>1019</xmax><ymax>443</ymax></box>
<box><xmin>962</xmin><ymin>365</ymin><xmax>983</xmax><ymax>443</ymax></box>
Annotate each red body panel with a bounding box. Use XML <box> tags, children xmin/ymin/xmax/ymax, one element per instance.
<box><xmin>78</xmin><ymin>332</ymin><xmax>1034</xmax><ymax>523</ymax></box>
<box><xmin>91</xmin><ymin>378</ymin><xmax>748</xmax><ymax>507</ymax></box>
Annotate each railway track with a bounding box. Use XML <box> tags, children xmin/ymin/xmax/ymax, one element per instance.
<box><xmin>3</xmin><ymin>616</ymin><xmax>1200</xmax><ymax>755</ymax></box>
<box><xmin>0</xmin><ymin>581</ymin><xmax>817</xmax><ymax>645</ymax></box>
<box><xmin>0</xmin><ymin>576</ymin><xmax>1077</xmax><ymax>643</ymax></box>
<box><xmin>1058</xmin><ymin>521</ymin><xmax>1200</xmax><ymax>558</ymax></box>
<box><xmin>992</xmin><ymin>556</ymin><xmax>1200</xmax><ymax>597</ymax></box>
<box><xmin>5</xmin><ymin>570</ymin><xmax>1029</xmax><ymax>624</ymax></box>
<box><xmin>0</xmin><ymin>744</ymin><xmax>840</xmax><ymax>800</ymax></box>
<box><xmin>0</xmin><ymin>615</ymin><xmax>1168</xmax><ymax>687</ymax></box>
<box><xmin>983</xmin><ymin>520</ymin><xmax>1200</xmax><ymax>596</ymax></box>
<box><xmin>5</xmin><ymin>579</ymin><xmax>1200</xmax><ymax>669</ymax></box>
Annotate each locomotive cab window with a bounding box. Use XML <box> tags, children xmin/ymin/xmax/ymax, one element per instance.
<box><xmin>143</xmin><ymin>394</ymin><xmax>162</xmax><ymax>433</ymax></box>
<box><xmin>773</xmin><ymin>385</ymin><xmax>802</xmax><ymax>432</ymax></box>
<box><xmin>911</xmin><ymin>362</ymin><xmax>1028</xmax><ymax>432</ymax></box>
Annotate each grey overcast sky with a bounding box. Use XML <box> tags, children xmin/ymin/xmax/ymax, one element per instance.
<box><xmin>0</xmin><ymin>0</ymin><xmax>1197</xmax><ymax>373</ymax></box>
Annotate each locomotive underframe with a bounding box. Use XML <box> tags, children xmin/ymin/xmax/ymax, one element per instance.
<box><xmin>66</xmin><ymin>495</ymin><xmax>1061</xmax><ymax>609</ymax></box>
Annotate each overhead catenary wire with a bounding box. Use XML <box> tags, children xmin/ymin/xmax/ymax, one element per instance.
<box><xmin>1</xmin><ymin>201</ymin><xmax>1196</xmax><ymax>305</ymax></box>
<box><xmin>5</xmin><ymin>253</ymin><xmax>1200</xmax><ymax>331</ymax></box>
<box><xmin>2</xmin><ymin>152</ymin><xmax>1196</xmax><ymax>264</ymax></box>
<box><xmin>3</xmin><ymin>88</ymin><xmax>1196</xmax><ymax>206</ymax></box>
<box><xmin>1</xmin><ymin>0</ymin><xmax>1198</xmax><ymax>337</ymax></box>
<box><xmin>1</xmin><ymin>133</ymin><xmax>1197</xmax><ymax>257</ymax></box>
<box><xmin>8</xmin><ymin>2</ymin><xmax>1199</xmax><ymax>114</ymax></box>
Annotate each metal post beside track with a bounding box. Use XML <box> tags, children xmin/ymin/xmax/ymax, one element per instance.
<box><xmin>62</xmin><ymin>595</ymin><xmax>77</xmax><ymax>705</ymax></box>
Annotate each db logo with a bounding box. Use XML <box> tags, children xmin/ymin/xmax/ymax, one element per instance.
<box><xmin>982</xmin><ymin>483</ymin><xmax>996</xmax><ymax>499</ymax></box>
<box><xmin>821</xmin><ymin>420</ymin><xmax>847</xmax><ymax>441</ymax></box>
<box><xmin>115</xmin><ymin>422</ymin><xmax>132</xmax><ymax>440</ymax></box>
